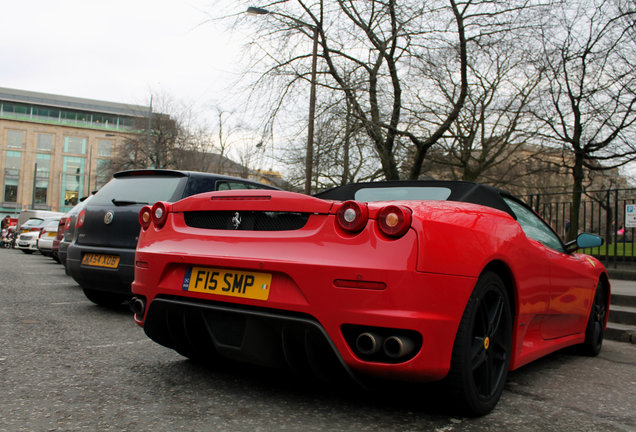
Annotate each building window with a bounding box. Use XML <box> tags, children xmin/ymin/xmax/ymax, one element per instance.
<box><xmin>6</xmin><ymin>130</ymin><xmax>24</xmax><ymax>148</ymax></box>
<box><xmin>3</xmin><ymin>179</ymin><xmax>18</xmax><ymax>203</ymax></box>
<box><xmin>35</xmin><ymin>180</ymin><xmax>48</xmax><ymax>204</ymax></box>
<box><xmin>37</xmin><ymin>133</ymin><xmax>53</xmax><ymax>151</ymax></box>
<box><xmin>2</xmin><ymin>103</ymin><xmax>28</xmax><ymax>115</ymax></box>
<box><xmin>4</xmin><ymin>151</ymin><xmax>21</xmax><ymax>176</ymax></box>
<box><xmin>61</xmin><ymin>156</ymin><xmax>85</xmax><ymax>207</ymax></box>
<box><xmin>36</xmin><ymin>153</ymin><xmax>51</xmax><ymax>179</ymax></box>
<box><xmin>97</xmin><ymin>140</ymin><xmax>112</xmax><ymax>157</ymax></box>
<box><xmin>64</xmin><ymin>136</ymin><xmax>86</xmax><ymax>154</ymax></box>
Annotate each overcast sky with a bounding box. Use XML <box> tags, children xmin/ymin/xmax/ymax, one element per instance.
<box><xmin>1</xmin><ymin>0</ymin><xmax>247</xmax><ymax>112</ymax></box>
<box><xmin>3</xmin><ymin>1</ymin><xmax>635</xmax><ymax>181</ymax></box>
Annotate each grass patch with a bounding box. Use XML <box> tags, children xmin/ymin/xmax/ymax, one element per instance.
<box><xmin>582</xmin><ymin>242</ymin><xmax>635</xmax><ymax>257</ymax></box>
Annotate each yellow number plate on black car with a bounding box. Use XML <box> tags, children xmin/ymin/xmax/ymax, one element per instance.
<box><xmin>183</xmin><ymin>267</ymin><xmax>271</xmax><ymax>301</ymax></box>
<box><xmin>81</xmin><ymin>253</ymin><xmax>120</xmax><ymax>268</ymax></box>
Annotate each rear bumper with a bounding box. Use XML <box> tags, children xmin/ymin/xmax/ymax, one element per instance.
<box><xmin>37</xmin><ymin>238</ymin><xmax>54</xmax><ymax>252</ymax></box>
<box><xmin>132</xmin><ymin>245</ymin><xmax>477</xmax><ymax>382</ymax></box>
<box><xmin>66</xmin><ymin>243</ymin><xmax>135</xmax><ymax>293</ymax></box>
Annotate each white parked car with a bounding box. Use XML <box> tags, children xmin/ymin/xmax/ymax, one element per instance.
<box><xmin>16</xmin><ymin>217</ymin><xmax>59</xmax><ymax>254</ymax></box>
<box><xmin>37</xmin><ymin>218</ymin><xmax>62</xmax><ymax>257</ymax></box>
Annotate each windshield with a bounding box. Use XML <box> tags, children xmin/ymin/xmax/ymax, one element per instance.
<box><xmin>90</xmin><ymin>175</ymin><xmax>186</xmax><ymax>206</ymax></box>
<box><xmin>43</xmin><ymin>220</ymin><xmax>59</xmax><ymax>231</ymax></box>
<box><xmin>22</xmin><ymin>218</ymin><xmax>44</xmax><ymax>227</ymax></box>
<box><xmin>354</xmin><ymin>187</ymin><xmax>452</xmax><ymax>202</ymax></box>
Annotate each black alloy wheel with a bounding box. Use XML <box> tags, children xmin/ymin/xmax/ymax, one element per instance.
<box><xmin>580</xmin><ymin>281</ymin><xmax>607</xmax><ymax>356</ymax></box>
<box><xmin>447</xmin><ymin>271</ymin><xmax>512</xmax><ymax>416</ymax></box>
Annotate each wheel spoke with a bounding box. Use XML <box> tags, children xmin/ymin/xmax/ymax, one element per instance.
<box><xmin>472</xmin><ymin>343</ymin><xmax>487</xmax><ymax>371</ymax></box>
<box><xmin>490</xmin><ymin>341</ymin><xmax>508</xmax><ymax>362</ymax></box>
<box><xmin>487</xmin><ymin>295</ymin><xmax>504</xmax><ymax>338</ymax></box>
<box><xmin>483</xmin><ymin>350</ymin><xmax>494</xmax><ymax>395</ymax></box>
<box><xmin>476</xmin><ymin>298</ymin><xmax>488</xmax><ymax>334</ymax></box>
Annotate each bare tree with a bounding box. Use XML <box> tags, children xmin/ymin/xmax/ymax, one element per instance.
<box><xmin>111</xmin><ymin>94</ymin><xmax>188</xmax><ymax>171</ymax></box>
<box><xmin>422</xmin><ymin>37</ymin><xmax>543</xmax><ymax>186</ymax></box>
<box><xmin>533</xmin><ymin>0</ymin><xmax>636</xmax><ymax>240</ymax></box>
<box><xmin>238</xmin><ymin>0</ymin><xmax>554</xmax><ymax>189</ymax></box>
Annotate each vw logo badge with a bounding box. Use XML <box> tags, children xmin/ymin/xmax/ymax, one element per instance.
<box><xmin>104</xmin><ymin>211</ymin><xmax>114</xmax><ymax>225</ymax></box>
<box><xmin>232</xmin><ymin>212</ymin><xmax>242</xmax><ymax>229</ymax></box>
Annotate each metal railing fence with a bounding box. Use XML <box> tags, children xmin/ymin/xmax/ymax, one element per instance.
<box><xmin>522</xmin><ymin>188</ymin><xmax>636</xmax><ymax>267</ymax></box>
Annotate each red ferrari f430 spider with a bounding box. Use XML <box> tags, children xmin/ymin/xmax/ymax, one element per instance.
<box><xmin>131</xmin><ymin>181</ymin><xmax>609</xmax><ymax>416</ymax></box>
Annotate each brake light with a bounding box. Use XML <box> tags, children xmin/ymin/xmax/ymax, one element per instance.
<box><xmin>64</xmin><ymin>217</ymin><xmax>72</xmax><ymax>231</ymax></box>
<box><xmin>76</xmin><ymin>210</ymin><xmax>86</xmax><ymax>228</ymax></box>
<box><xmin>151</xmin><ymin>201</ymin><xmax>170</xmax><ymax>228</ymax></box>
<box><xmin>336</xmin><ymin>201</ymin><xmax>369</xmax><ymax>232</ymax></box>
<box><xmin>377</xmin><ymin>205</ymin><xmax>411</xmax><ymax>238</ymax></box>
<box><xmin>139</xmin><ymin>206</ymin><xmax>152</xmax><ymax>230</ymax></box>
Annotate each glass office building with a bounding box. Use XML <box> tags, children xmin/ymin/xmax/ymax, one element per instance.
<box><xmin>0</xmin><ymin>87</ymin><xmax>148</xmax><ymax>215</ymax></box>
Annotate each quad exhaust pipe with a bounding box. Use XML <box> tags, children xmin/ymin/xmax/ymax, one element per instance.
<box><xmin>355</xmin><ymin>332</ymin><xmax>384</xmax><ymax>355</ymax></box>
<box><xmin>383</xmin><ymin>335</ymin><xmax>415</xmax><ymax>359</ymax></box>
<box><xmin>355</xmin><ymin>332</ymin><xmax>416</xmax><ymax>360</ymax></box>
<box><xmin>130</xmin><ymin>297</ymin><xmax>146</xmax><ymax>317</ymax></box>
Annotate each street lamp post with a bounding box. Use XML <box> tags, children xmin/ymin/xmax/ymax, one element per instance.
<box><xmin>247</xmin><ymin>6</ymin><xmax>318</xmax><ymax>194</ymax></box>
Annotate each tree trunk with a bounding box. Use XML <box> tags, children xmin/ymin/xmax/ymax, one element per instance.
<box><xmin>568</xmin><ymin>152</ymin><xmax>585</xmax><ymax>242</ymax></box>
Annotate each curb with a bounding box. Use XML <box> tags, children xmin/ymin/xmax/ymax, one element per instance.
<box><xmin>607</xmin><ymin>268</ymin><xmax>636</xmax><ymax>281</ymax></box>
<box><xmin>606</xmin><ymin>324</ymin><xmax>636</xmax><ymax>344</ymax></box>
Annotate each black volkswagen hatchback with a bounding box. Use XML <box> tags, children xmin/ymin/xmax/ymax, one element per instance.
<box><xmin>66</xmin><ymin>169</ymin><xmax>278</xmax><ymax>307</ymax></box>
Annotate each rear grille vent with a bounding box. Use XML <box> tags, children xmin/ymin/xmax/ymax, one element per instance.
<box><xmin>184</xmin><ymin>211</ymin><xmax>310</xmax><ymax>231</ymax></box>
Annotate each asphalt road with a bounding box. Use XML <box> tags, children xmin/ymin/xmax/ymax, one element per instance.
<box><xmin>1</xmin><ymin>249</ymin><xmax>635</xmax><ymax>431</ymax></box>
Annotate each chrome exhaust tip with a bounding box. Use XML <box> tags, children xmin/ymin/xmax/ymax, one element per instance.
<box><xmin>129</xmin><ymin>297</ymin><xmax>146</xmax><ymax>317</ymax></box>
<box><xmin>355</xmin><ymin>332</ymin><xmax>384</xmax><ymax>355</ymax></box>
<box><xmin>383</xmin><ymin>335</ymin><xmax>415</xmax><ymax>359</ymax></box>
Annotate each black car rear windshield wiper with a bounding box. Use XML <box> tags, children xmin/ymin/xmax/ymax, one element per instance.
<box><xmin>111</xmin><ymin>199</ymin><xmax>149</xmax><ymax>206</ymax></box>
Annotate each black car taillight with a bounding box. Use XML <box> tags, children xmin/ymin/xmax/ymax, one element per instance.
<box><xmin>76</xmin><ymin>210</ymin><xmax>86</xmax><ymax>229</ymax></box>
<box><xmin>336</xmin><ymin>201</ymin><xmax>369</xmax><ymax>233</ymax></box>
<box><xmin>139</xmin><ymin>206</ymin><xmax>152</xmax><ymax>230</ymax></box>
<box><xmin>151</xmin><ymin>201</ymin><xmax>170</xmax><ymax>228</ymax></box>
<box><xmin>377</xmin><ymin>205</ymin><xmax>411</xmax><ymax>238</ymax></box>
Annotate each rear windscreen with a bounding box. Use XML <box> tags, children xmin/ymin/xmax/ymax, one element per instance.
<box><xmin>354</xmin><ymin>187</ymin><xmax>451</xmax><ymax>202</ymax></box>
<box><xmin>22</xmin><ymin>218</ymin><xmax>44</xmax><ymax>227</ymax></box>
<box><xmin>90</xmin><ymin>175</ymin><xmax>187</xmax><ymax>205</ymax></box>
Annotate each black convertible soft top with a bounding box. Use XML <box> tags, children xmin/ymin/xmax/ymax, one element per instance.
<box><xmin>314</xmin><ymin>180</ymin><xmax>515</xmax><ymax>217</ymax></box>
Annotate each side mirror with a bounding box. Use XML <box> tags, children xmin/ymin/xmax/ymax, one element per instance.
<box><xmin>565</xmin><ymin>233</ymin><xmax>604</xmax><ymax>253</ymax></box>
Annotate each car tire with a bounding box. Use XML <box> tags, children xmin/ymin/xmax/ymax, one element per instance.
<box><xmin>579</xmin><ymin>281</ymin><xmax>607</xmax><ymax>357</ymax></box>
<box><xmin>446</xmin><ymin>271</ymin><xmax>512</xmax><ymax>416</ymax></box>
<box><xmin>82</xmin><ymin>287</ymin><xmax>128</xmax><ymax>308</ymax></box>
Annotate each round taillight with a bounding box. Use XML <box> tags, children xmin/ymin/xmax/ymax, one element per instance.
<box><xmin>151</xmin><ymin>201</ymin><xmax>169</xmax><ymax>228</ymax></box>
<box><xmin>64</xmin><ymin>217</ymin><xmax>71</xmax><ymax>231</ymax></box>
<box><xmin>336</xmin><ymin>201</ymin><xmax>369</xmax><ymax>232</ymax></box>
<box><xmin>377</xmin><ymin>205</ymin><xmax>411</xmax><ymax>238</ymax></box>
<box><xmin>139</xmin><ymin>206</ymin><xmax>152</xmax><ymax>230</ymax></box>
<box><xmin>76</xmin><ymin>210</ymin><xmax>86</xmax><ymax>229</ymax></box>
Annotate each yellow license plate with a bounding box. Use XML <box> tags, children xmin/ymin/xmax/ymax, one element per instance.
<box><xmin>81</xmin><ymin>253</ymin><xmax>120</xmax><ymax>268</ymax></box>
<box><xmin>183</xmin><ymin>266</ymin><xmax>271</xmax><ymax>301</ymax></box>
<box><xmin>48</xmin><ymin>232</ymin><xmax>57</xmax><ymax>237</ymax></box>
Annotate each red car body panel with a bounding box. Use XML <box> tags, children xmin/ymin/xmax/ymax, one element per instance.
<box><xmin>132</xmin><ymin>189</ymin><xmax>609</xmax><ymax>382</ymax></box>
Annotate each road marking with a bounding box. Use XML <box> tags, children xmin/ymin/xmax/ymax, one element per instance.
<box><xmin>50</xmin><ymin>301</ymin><xmax>90</xmax><ymax>305</ymax></box>
<box><xmin>87</xmin><ymin>340</ymin><xmax>150</xmax><ymax>349</ymax></box>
